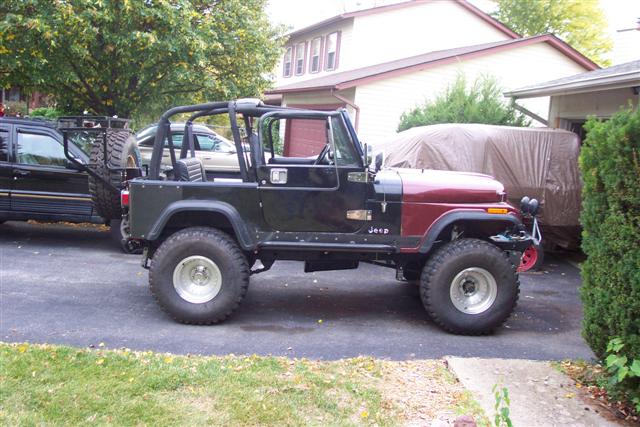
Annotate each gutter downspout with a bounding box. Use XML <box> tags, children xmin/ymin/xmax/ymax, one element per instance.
<box><xmin>331</xmin><ymin>89</ymin><xmax>360</xmax><ymax>131</ymax></box>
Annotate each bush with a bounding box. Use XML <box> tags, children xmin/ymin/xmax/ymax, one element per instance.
<box><xmin>29</xmin><ymin>107</ymin><xmax>63</xmax><ymax>119</ymax></box>
<box><xmin>579</xmin><ymin>107</ymin><xmax>640</xmax><ymax>360</ymax></box>
<box><xmin>397</xmin><ymin>74</ymin><xmax>530</xmax><ymax>132</ymax></box>
<box><xmin>604</xmin><ymin>338</ymin><xmax>640</xmax><ymax>412</ymax></box>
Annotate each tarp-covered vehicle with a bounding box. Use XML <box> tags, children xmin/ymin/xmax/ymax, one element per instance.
<box><xmin>379</xmin><ymin>124</ymin><xmax>582</xmax><ymax>270</ymax></box>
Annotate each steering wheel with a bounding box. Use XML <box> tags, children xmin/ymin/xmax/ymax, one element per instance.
<box><xmin>314</xmin><ymin>143</ymin><xmax>334</xmax><ymax>165</ymax></box>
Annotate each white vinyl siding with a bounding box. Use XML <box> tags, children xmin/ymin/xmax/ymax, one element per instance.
<box><xmin>353</xmin><ymin>43</ymin><xmax>588</xmax><ymax>145</ymax></box>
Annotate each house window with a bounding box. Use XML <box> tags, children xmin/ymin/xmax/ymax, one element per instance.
<box><xmin>294</xmin><ymin>42</ymin><xmax>306</xmax><ymax>75</ymax></box>
<box><xmin>325</xmin><ymin>32</ymin><xmax>340</xmax><ymax>71</ymax></box>
<box><xmin>283</xmin><ymin>47</ymin><xmax>293</xmax><ymax>77</ymax></box>
<box><xmin>309</xmin><ymin>37</ymin><xmax>322</xmax><ymax>73</ymax></box>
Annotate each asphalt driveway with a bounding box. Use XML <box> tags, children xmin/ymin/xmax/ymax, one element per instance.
<box><xmin>0</xmin><ymin>221</ymin><xmax>594</xmax><ymax>360</ymax></box>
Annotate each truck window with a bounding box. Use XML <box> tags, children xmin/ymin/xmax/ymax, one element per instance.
<box><xmin>16</xmin><ymin>132</ymin><xmax>67</xmax><ymax>167</ymax></box>
<box><xmin>0</xmin><ymin>130</ymin><xmax>8</xmax><ymax>162</ymax></box>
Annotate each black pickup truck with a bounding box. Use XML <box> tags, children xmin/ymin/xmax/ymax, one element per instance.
<box><xmin>0</xmin><ymin>116</ymin><xmax>140</xmax><ymax>252</ymax></box>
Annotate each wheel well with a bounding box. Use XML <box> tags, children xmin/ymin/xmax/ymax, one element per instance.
<box><xmin>433</xmin><ymin>219</ymin><xmax>512</xmax><ymax>248</ymax></box>
<box><xmin>161</xmin><ymin>211</ymin><xmax>235</xmax><ymax>238</ymax></box>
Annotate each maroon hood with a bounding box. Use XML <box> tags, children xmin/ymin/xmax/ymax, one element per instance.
<box><xmin>394</xmin><ymin>168</ymin><xmax>505</xmax><ymax>204</ymax></box>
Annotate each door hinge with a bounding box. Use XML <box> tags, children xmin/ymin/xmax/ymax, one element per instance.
<box><xmin>346</xmin><ymin>209</ymin><xmax>372</xmax><ymax>221</ymax></box>
<box><xmin>347</xmin><ymin>172</ymin><xmax>368</xmax><ymax>183</ymax></box>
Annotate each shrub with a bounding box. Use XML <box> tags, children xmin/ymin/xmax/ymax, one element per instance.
<box><xmin>29</xmin><ymin>107</ymin><xmax>63</xmax><ymax>119</ymax></box>
<box><xmin>579</xmin><ymin>107</ymin><xmax>640</xmax><ymax>360</ymax></box>
<box><xmin>397</xmin><ymin>73</ymin><xmax>530</xmax><ymax>132</ymax></box>
<box><xmin>604</xmin><ymin>338</ymin><xmax>640</xmax><ymax>412</ymax></box>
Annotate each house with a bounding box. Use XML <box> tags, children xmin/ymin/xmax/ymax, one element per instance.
<box><xmin>266</xmin><ymin>0</ymin><xmax>598</xmax><ymax>155</ymax></box>
<box><xmin>505</xmin><ymin>60</ymin><xmax>640</xmax><ymax>139</ymax></box>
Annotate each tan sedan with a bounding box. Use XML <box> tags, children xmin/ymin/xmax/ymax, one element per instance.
<box><xmin>137</xmin><ymin>123</ymin><xmax>241</xmax><ymax>175</ymax></box>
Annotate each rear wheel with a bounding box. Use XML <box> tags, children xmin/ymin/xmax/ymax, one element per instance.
<box><xmin>109</xmin><ymin>218</ymin><xmax>143</xmax><ymax>254</ymax></box>
<box><xmin>149</xmin><ymin>227</ymin><xmax>249</xmax><ymax>324</ymax></box>
<box><xmin>89</xmin><ymin>130</ymin><xmax>140</xmax><ymax>220</ymax></box>
<box><xmin>420</xmin><ymin>238</ymin><xmax>519</xmax><ymax>335</ymax></box>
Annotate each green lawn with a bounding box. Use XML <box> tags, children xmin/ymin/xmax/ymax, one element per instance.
<box><xmin>0</xmin><ymin>342</ymin><xmax>399</xmax><ymax>426</ymax></box>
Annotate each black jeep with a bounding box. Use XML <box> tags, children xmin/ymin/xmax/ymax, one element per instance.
<box><xmin>0</xmin><ymin>116</ymin><xmax>141</xmax><ymax>252</ymax></box>
<box><xmin>123</xmin><ymin>100</ymin><xmax>538</xmax><ymax>335</ymax></box>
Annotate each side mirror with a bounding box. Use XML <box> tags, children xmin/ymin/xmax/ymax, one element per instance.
<box><xmin>375</xmin><ymin>152</ymin><xmax>384</xmax><ymax>172</ymax></box>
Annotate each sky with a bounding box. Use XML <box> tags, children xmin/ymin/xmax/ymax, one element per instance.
<box><xmin>266</xmin><ymin>0</ymin><xmax>640</xmax><ymax>65</ymax></box>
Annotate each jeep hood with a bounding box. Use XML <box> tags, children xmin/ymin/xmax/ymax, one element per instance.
<box><xmin>393</xmin><ymin>168</ymin><xmax>505</xmax><ymax>204</ymax></box>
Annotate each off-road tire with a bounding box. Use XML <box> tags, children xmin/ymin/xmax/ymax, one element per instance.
<box><xmin>109</xmin><ymin>218</ymin><xmax>143</xmax><ymax>255</ymax></box>
<box><xmin>89</xmin><ymin>130</ymin><xmax>140</xmax><ymax>220</ymax></box>
<box><xmin>420</xmin><ymin>238</ymin><xmax>519</xmax><ymax>335</ymax></box>
<box><xmin>149</xmin><ymin>227</ymin><xmax>250</xmax><ymax>324</ymax></box>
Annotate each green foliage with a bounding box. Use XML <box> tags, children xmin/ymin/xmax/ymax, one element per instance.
<box><xmin>492</xmin><ymin>0</ymin><xmax>612</xmax><ymax>66</ymax></box>
<box><xmin>492</xmin><ymin>383</ymin><xmax>513</xmax><ymax>427</ymax></box>
<box><xmin>604</xmin><ymin>338</ymin><xmax>640</xmax><ymax>412</ymax></box>
<box><xmin>397</xmin><ymin>74</ymin><xmax>530</xmax><ymax>132</ymax></box>
<box><xmin>0</xmin><ymin>0</ymin><xmax>283</xmax><ymax>118</ymax></box>
<box><xmin>29</xmin><ymin>107</ymin><xmax>64</xmax><ymax>119</ymax></box>
<box><xmin>579</xmin><ymin>108</ymin><xmax>640</xmax><ymax>362</ymax></box>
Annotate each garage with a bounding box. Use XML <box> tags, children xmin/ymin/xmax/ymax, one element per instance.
<box><xmin>283</xmin><ymin>103</ymin><xmax>344</xmax><ymax>157</ymax></box>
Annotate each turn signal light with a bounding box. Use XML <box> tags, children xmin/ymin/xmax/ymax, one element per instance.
<box><xmin>121</xmin><ymin>190</ymin><xmax>130</xmax><ymax>207</ymax></box>
<box><xmin>487</xmin><ymin>208</ymin><xmax>508</xmax><ymax>214</ymax></box>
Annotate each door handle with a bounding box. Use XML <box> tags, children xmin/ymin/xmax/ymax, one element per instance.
<box><xmin>13</xmin><ymin>169</ymin><xmax>30</xmax><ymax>177</ymax></box>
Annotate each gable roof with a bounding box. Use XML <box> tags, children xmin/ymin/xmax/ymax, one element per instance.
<box><xmin>286</xmin><ymin>0</ymin><xmax>520</xmax><ymax>40</ymax></box>
<box><xmin>505</xmin><ymin>60</ymin><xmax>640</xmax><ymax>98</ymax></box>
<box><xmin>267</xmin><ymin>34</ymin><xmax>599</xmax><ymax>94</ymax></box>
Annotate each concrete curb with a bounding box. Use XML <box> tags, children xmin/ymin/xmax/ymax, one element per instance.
<box><xmin>445</xmin><ymin>357</ymin><xmax>618</xmax><ymax>426</ymax></box>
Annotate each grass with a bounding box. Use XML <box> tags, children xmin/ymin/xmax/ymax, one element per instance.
<box><xmin>0</xmin><ymin>342</ymin><xmax>399</xmax><ymax>426</ymax></box>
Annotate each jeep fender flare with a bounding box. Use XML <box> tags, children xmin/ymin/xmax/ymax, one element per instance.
<box><xmin>147</xmin><ymin>200</ymin><xmax>255</xmax><ymax>250</ymax></box>
<box><xmin>418</xmin><ymin>211</ymin><xmax>522</xmax><ymax>254</ymax></box>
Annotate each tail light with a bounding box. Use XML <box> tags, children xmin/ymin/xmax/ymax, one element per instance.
<box><xmin>121</xmin><ymin>190</ymin><xmax>130</xmax><ymax>207</ymax></box>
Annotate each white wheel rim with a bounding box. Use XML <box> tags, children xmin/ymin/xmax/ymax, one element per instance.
<box><xmin>449</xmin><ymin>267</ymin><xmax>497</xmax><ymax>314</ymax></box>
<box><xmin>172</xmin><ymin>255</ymin><xmax>222</xmax><ymax>304</ymax></box>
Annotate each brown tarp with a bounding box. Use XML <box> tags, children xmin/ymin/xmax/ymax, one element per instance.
<box><xmin>380</xmin><ymin>124</ymin><xmax>582</xmax><ymax>249</ymax></box>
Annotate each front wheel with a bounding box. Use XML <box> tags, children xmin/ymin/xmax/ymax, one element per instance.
<box><xmin>149</xmin><ymin>227</ymin><xmax>249</xmax><ymax>324</ymax></box>
<box><xmin>420</xmin><ymin>238</ymin><xmax>519</xmax><ymax>335</ymax></box>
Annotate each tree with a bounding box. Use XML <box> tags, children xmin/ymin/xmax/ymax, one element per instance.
<box><xmin>492</xmin><ymin>0</ymin><xmax>612</xmax><ymax>66</ymax></box>
<box><xmin>0</xmin><ymin>0</ymin><xmax>282</xmax><ymax>118</ymax></box>
<box><xmin>579</xmin><ymin>107</ymin><xmax>640</xmax><ymax>360</ymax></box>
<box><xmin>397</xmin><ymin>74</ymin><xmax>529</xmax><ymax>132</ymax></box>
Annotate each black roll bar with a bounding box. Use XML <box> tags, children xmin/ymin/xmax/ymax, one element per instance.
<box><xmin>149</xmin><ymin>101</ymin><xmax>229</xmax><ymax>179</ymax></box>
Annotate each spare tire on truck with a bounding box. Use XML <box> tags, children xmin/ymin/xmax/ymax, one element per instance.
<box><xmin>88</xmin><ymin>129</ymin><xmax>141</xmax><ymax>220</ymax></box>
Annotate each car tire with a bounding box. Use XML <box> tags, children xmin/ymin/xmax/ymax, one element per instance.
<box><xmin>109</xmin><ymin>218</ymin><xmax>143</xmax><ymax>255</ymax></box>
<box><xmin>149</xmin><ymin>227</ymin><xmax>250</xmax><ymax>324</ymax></box>
<box><xmin>420</xmin><ymin>238</ymin><xmax>519</xmax><ymax>335</ymax></box>
<box><xmin>517</xmin><ymin>243</ymin><xmax>544</xmax><ymax>272</ymax></box>
<box><xmin>89</xmin><ymin>130</ymin><xmax>141</xmax><ymax>220</ymax></box>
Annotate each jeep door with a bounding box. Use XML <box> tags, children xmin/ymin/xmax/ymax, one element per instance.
<box><xmin>10</xmin><ymin>125</ymin><xmax>93</xmax><ymax>217</ymax></box>
<box><xmin>257</xmin><ymin>113</ymin><xmax>369</xmax><ymax>233</ymax></box>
